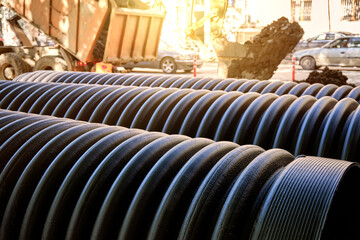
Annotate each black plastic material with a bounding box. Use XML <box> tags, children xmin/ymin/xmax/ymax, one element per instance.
<box><xmin>250</xmin><ymin>156</ymin><xmax>360</xmax><ymax>240</ymax></box>
<box><xmin>0</xmin><ymin>110</ymin><xmax>359</xmax><ymax>240</ymax></box>
<box><xmin>14</xmin><ymin>71</ymin><xmax>360</xmax><ymax>100</ymax></box>
<box><xmin>1</xmin><ymin>80</ymin><xmax>360</xmax><ymax>161</ymax></box>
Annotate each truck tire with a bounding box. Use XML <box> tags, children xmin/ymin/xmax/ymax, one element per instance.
<box><xmin>0</xmin><ymin>53</ymin><xmax>30</xmax><ymax>80</ymax></box>
<box><xmin>34</xmin><ymin>56</ymin><xmax>68</xmax><ymax>71</ymax></box>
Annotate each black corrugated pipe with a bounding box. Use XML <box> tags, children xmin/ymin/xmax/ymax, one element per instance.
<box><xmin>0</xmin><ymin>110</ymin><xmax>359</xmax><ymax>240</ymax></box>
<box><xmin>1</xmin><ymin>80</ymin><xmax>360</xmax><ymax>162</ymax></box>
<box><xmin>1</xmin><ymin>80</ymin><xmax>360</xmax><ymax>161</ymax></box>
<box><xmin>13</xmin><ymin>71</ymin><xmax>360</xmax><ymax>101</ymax></box>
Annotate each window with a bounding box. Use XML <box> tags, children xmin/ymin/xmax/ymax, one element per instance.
<box><xmin>342</xmin><ymin>0</ymin><xmax>360</xmax><ymax>21</ymax></box>
<box><xmin>348</xmin><ymin>38</ymin><xmax>360</xmax><ymax>47</ymax></box>
<box><xmin>334</xmin><ymin>33</ymin><xmax>345</xmax><ymax>39</ymax></box>
<box><xmin>328</xmin><ymin>38</ymin><xmax>349</xmax><ymax>48</ymax></box>
<box><xmin>195</xmin><ymin>0</ymin><xmax>204</xmax><ymax>6</ymax></box>
<box><xmin>312</xmin><ymin>34</ymin><xmax>326</xmax><ymax>41</ymax></box>
<box><xmin>228</xmin><ymin>0</ymin><xmax>235</xmax><ymax>8</ymax></box>
<box><xmin>325</xmin><ymin>34</ymin><xmax>335</xmax><ymax>40</ymax></box>
<box><xmin>291</xmin><ymin>0</ymin><xmax>312</xmax><ymax>21</ymax></box>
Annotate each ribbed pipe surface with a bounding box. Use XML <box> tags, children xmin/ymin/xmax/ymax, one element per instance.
<box><xmin>0</xmin><ymin>110</ymin><xmax>359</xmax><ymax>240</ymax></box>
<box><xmin>13</xmin><ymin>71</ymin><xmax>360</xmax><ymax>101</ymax></box>
<box><xmin>1</xmin><ymin>80</ymin><xmax>360</xmax><ymax>162</ymax></box>
<box><xmin>250</xmin><ymin>156</ymin><xmax>360</xmax><ymax>240</ymax></box>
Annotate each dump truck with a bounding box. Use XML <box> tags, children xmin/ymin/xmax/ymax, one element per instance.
<box><xmin>0</xmin><ymin>0</ymin><xmax>165</xmax><ymax>79</ymax></box>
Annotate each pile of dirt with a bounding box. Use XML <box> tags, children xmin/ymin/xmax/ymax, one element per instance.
<box><xmin>300</xmin><ymin>66</ymin><xmax>354</xmax><ymax>87</ymax></box>
<box><xmin>228</xmin><ymin>17</ymin><xmax>304</xmax><ymax>80</ymax></box>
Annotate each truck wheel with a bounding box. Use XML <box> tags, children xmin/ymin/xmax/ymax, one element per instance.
<box><xmin>0</xmin><ymin>53</ymin><xmax>30</xmax><ymax>80</ymax></box>
<box><xmin>161</xmin><ymin>57</ymin><xmax>177</xmax><ymax>74</ymax></box>
<box><xmin>300</xmin><ymin>56</ymin><xmax>316</xmax><ymax>70</ymax></box>
<box><xmin>34</xmin><ymin>56</ymin><xmax>68</xmax><ymax>71</ymax></box>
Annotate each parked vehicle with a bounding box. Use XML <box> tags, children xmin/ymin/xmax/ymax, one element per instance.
<box><xmin>0</xmin><ymin>0</ymin><xmax>165</xmax><ymax>79</ymax></box>
<box><xmin>294</xmin><ymin>36</ymin><xmax>360</xmax><ymax>70</ymax></box>
<box><xmin>123</xmin><ymin>40</ymin><xmax>203</xmax><ymax>74</ymax></box>
<box><xmin>294</xmin><ymin>32</ymin><xmax>354</xmax><ymax>51</ymax></box>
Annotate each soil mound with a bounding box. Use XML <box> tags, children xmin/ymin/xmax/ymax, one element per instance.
<box><xmin>301</xmin><ymin>67</ymin><xmax>354</xmax><ymax>87</ymax></box>
<box><xmin>228</xmin><ymin>17</ymin><xmax>303</xmax><ymax>80</ymax></box>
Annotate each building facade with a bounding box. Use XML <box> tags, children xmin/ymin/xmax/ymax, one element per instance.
<box><xmin>246</xmin><ymin>0</ymin><xmax>360</xmax><ymax>39</ymax></box>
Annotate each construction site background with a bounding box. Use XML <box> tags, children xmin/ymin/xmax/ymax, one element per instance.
<box><xmin>160</xmin><ymin>0</ymin><xmax>360</xmax><ymax>61</ymax></box>
<box><xmin>0</xmin><ymin>7</ymin><xmax>54</xmax><ymax>47</ymax></box>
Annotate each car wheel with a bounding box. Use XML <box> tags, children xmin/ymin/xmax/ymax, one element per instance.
<box><xmin>300</xmin><ymin>56</ymin><xmax>316</xmax><ymax>70</ymax></box>
<box><xmin>161</xmin><ymin>57</ymin><xmax>177</xmax><ymax>74</ymax></box>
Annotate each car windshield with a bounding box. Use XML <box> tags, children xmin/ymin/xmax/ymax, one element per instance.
<box><xmin>159</xmin><ymin>40</ymin><xmax>172</xmax><ymax>49</ymax></box>
<box><xmin>159</xmin><ymin>39</ymin><xmax>199</xmax><ymax>52</ymax></box>
<box><xmin>311</xmin><ymin>34</ymin><xmax>326</xmax><ymax>41</ymax></box>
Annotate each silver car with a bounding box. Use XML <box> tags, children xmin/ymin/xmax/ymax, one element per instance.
<box><xmin>122</xmin><ymin>40</ymin><xmax>203</xmax><ymax>74</ymax></box>
<box><xmin>294</xmin><ymin>32</ymin><xmax>352</xmax><ymax>51</ymax></box>
<box><xmin>294</xmin><ymin>36</ymin><xmax>360</xmax><ymax>70</ymax></box>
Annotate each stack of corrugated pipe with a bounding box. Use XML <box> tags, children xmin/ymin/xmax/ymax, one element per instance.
<box><xmin>4</xmin><ymin>74</ymin><xmax>360</xmax><ymax>161</ymax></box>
<box><xmin>15</xmin><ymin>71</ymin><xmax>360</xmax><ymax>100</ymax></box>
<box><xmin>0</xmin><ymin>71</ymin><xmax>359</xmax><ymax>239</ymax></box>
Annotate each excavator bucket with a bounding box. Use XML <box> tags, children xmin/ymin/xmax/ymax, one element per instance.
<box><xmin>215</xmin><ymin>17</ymin><xmax>304</xmax><ymax>79</ymax></box>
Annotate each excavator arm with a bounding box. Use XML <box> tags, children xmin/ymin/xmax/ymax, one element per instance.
<box><xmin>185</xmin><ymin>0</ymin><xmax>227</xmax><ymax>39</ymax></box>
<box><xmin>185</xmin><ymin>0</ymin><xmax>304</xmax><ymax>79</ymax></box>
<box><xmin>185</xmin><ymin>0</ymin><xmax>248</xmax><ymax>77</ymax></box>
